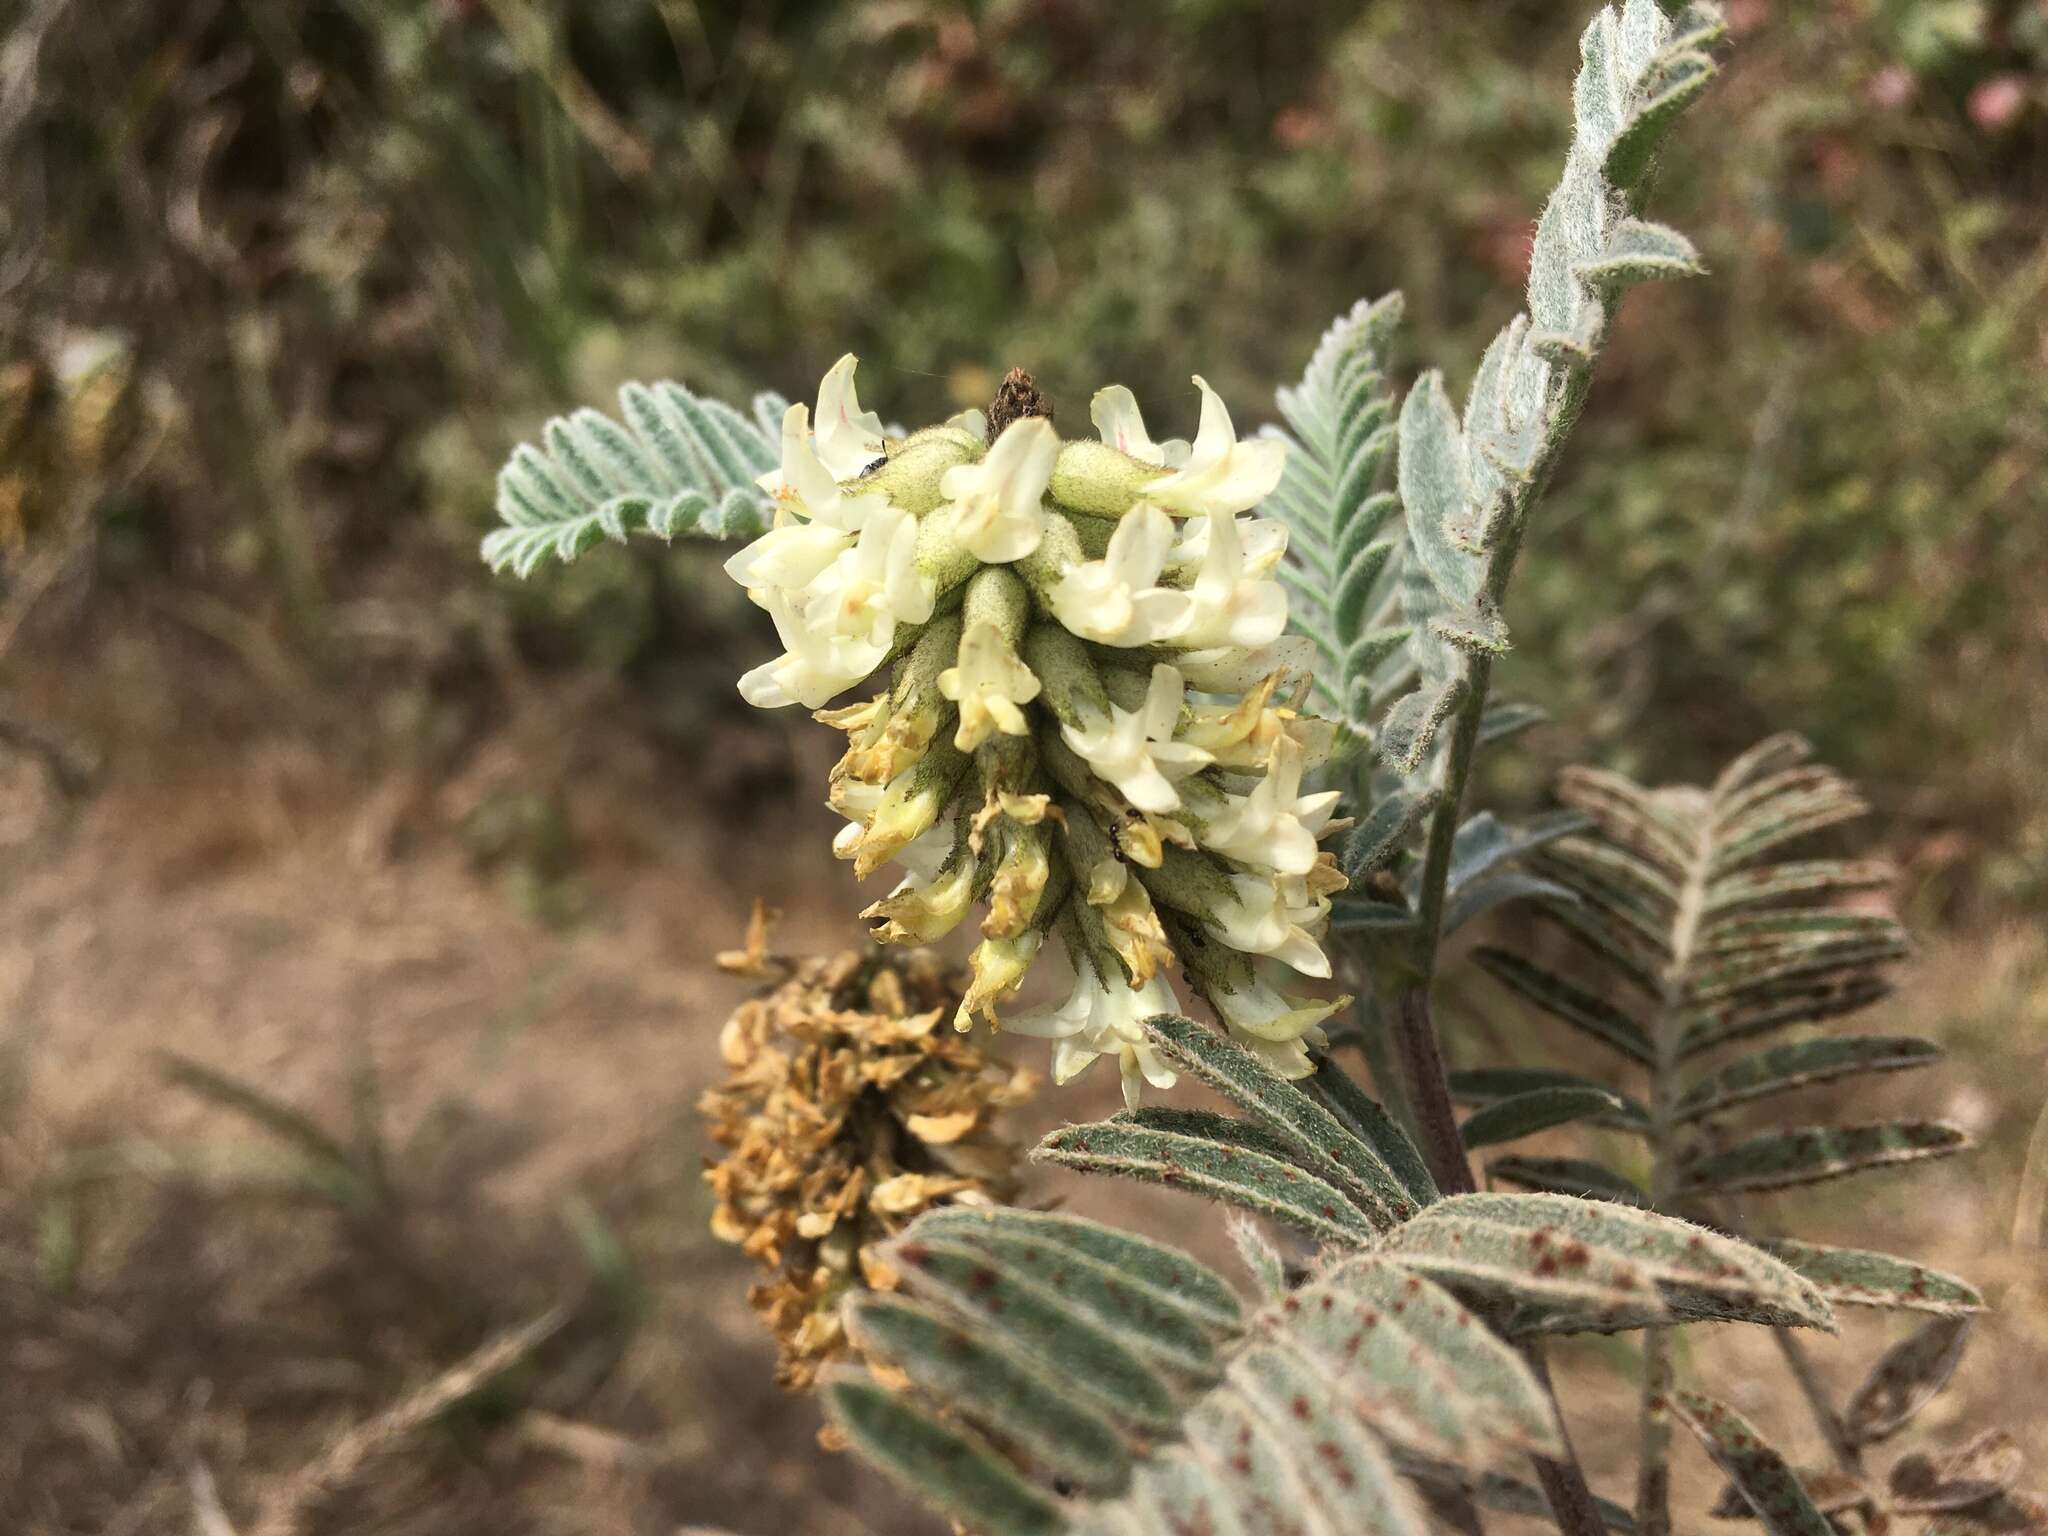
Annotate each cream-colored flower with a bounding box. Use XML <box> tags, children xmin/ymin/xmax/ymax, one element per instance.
<box><xmin>1194</xmin><ymin>735</ymin><xmax>1342</xmax><ymax>877</ymax></box>
<box><xmin>890</xmin><ymin>813</ymin><xmax>960</xmax><ymax>883</ymax></box>
<box><xmin>1208</xmin><ymin>970</ymin><xmax>1346</xmax><ymax>1080</ymax></box>
<box><xmin>737</xmin><ymin>588</ymin><xmax>890</xmax><ymax>710</ymax></box>
<box><xmin>723</xmin><ymin>518</ymin><xmax>850</xmax><ymax>595</ymax></box>
<box><xmin>864</xmin><ymin>857</ymin><xmax>975</xmax><ymax>944</ymax></box>
<box><xmin>851</xmin><ymin>768</ymin><xmax>952</xmax><ymax>879</ymax></box>
<box><xmin>1141</xmin><ymin>376</ymin><xmax>1287</xmax><ymax>517</ymax></box>
<box><xmin>1046</xmin><ymin>502</ymin><xmax>1191</xmax><ymax>646</ymax></box>
<box><xmin>1174</xmin><ymin>635</ymin><xmax>1318</xmax><ymax>693</ymax></box>
<box><xmin>1090</xmin><ymin>385</ymin><xmax>1191</xmax><ymax>467</ymax></box>
<box><xmin>937</xmin><ymin>620</ymin><xmax>1041</xmax><ymax>750</ymax></box>
<box><xmin>829</xmin><ymin>779</ymin><xmax>886</xmax><ymax>860</ymax></box>
<box><xmin>754</xmin><ymin>401</ymin><xmax>891</xmax><ymax>531</ymax></box>
<box><xmin>1173</xmin><ymin>507</ymin><xmax>1289</xmax><ymax>650</ymax></box>
<box><xmin>955</xmin><ymin>931</ymin><xmax>1042</xmax><ymax>1031</ymax></box>
<box><xmin>809</xmin><ymin>502</ymin><xmax>935</xmax><ymax>647</ymax></box>
<box><xmin>1169</xmin><ymin>508</ymin><xmax>1288</xmax><ymax>577</ymax></box>
<box><xmin>1006</xmin><ymin>962</ymin><xmax>1180</xmax><ymax>1108</ymax></box>
<box><xmin>1205</xmin><ymin>872</ymin><xmax>1333</xmax><ymax>978</ymax></box>
<box><xmin>811</xmin><ymin>353</ymin><xmax>889</xmax><ymax>478</ymax></box>
<box><xmin>1060</xmin><ymin>664</ymin><xmax>1214</xmax><ymax>815</ymax></box>
<box><xmin>1094</xmin><ymin>874</ymin><xmax>1175</xmax><ymax>984</ymax></box>
<box><xmin>940</xmin><ymin>416</ymin><xmax>1057</xmax><ymax>564</ymax></box>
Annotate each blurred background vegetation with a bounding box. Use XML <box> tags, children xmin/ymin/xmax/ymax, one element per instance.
<box><xmin>3</xmin><ymin>0</ymin><xmax>2045</xmax><ymax>1531</ymax></box>
<box><xmin>10</xmin><ymin>0</ymin><xmax>2045</xmax><ymax>886</ymax></box>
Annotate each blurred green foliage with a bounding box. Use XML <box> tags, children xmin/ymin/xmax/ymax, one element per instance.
<box><xmin>6</xmin><ymin>0</ymin><xmax>2044</xmax><ymax>891</ymax></box>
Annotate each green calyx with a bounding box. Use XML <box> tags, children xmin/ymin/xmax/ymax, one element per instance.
<box><xmin>1049</xmin><ymin>439</ymin><xmax>1167</xmax><ymax>519</ymax></box>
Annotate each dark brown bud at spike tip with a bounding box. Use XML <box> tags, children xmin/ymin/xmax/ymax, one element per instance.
<box><xmin>986</xmin><ymin>367</ymin><xmax>1053</xmax><ymax>439</ymax></box>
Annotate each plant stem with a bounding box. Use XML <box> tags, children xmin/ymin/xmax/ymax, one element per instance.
<box><xmin>1526</xmin><ymin>1347</ymin><xmax>1614</xmax><ymax>1536</ymax></box>
<box><xmin>1390</xmin><ymin>985</ymin><xmax>1476</xmax><ymax>1196</ymax></box>
<box><xmin>1410</xmin><ymin>653</ymin><xmax>1496</xmax><ymax>983</ymax></box>
<box><xmin>1772</xmin><ymin>1327</ymin><xmax>1893</xmax><ymax>1536</ymax></box>
<box><xmin>1389</xmin><ymin>981</ymin><xmax>1607</xmax><ymax>1536</ymax></box>
<box><xmin>1637</xmin><ymin>1328</ymin><xmax>1675</xmax><ymax>1536</ymax></box>
<box><xmin>1772</xmin><ymin>1328</ymin><xmax>1862</xmax><ymax>1479</ymax></box>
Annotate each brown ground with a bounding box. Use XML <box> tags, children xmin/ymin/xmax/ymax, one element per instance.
<box><xmin>4</xmin><ymin>607</ymin><xmax>2045</xmax><ymax>1535</ymax></box>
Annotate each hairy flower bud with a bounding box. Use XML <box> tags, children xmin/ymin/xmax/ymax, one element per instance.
<box><xmin>1048</xmin><ymin>438</ymin><xmax>1167</xmax><ymax>518</ymax></box>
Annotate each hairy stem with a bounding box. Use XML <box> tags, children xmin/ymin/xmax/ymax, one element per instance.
<box><xmin>1377</xmin><ymin>367</ymin><xmax>1609</xmax><ymax>1536</ymax></box>
<box><xmin>1409</xmin><ymin>652</ymin><xmax>1496</xmax><ymax>982</ymax></box>
<box><xmin>1637</xmin><ymin>1328</ymin><xmax>1675</xmax><ymax>1536</ymax></box>
<box><xmin>1389</xmin><ymin>983</ymin><xmax>1605</xmax><ymax>1536</ymax></box>
<box><xmin>1390</xmin><ymin>985</ymin><xmax>1477</xmax><ymax>1196</ymax></box>
<box><xmin>1636</xmin><ymin>754</ymin><xmax>1713</xmax><ymax>1536</ymax></box>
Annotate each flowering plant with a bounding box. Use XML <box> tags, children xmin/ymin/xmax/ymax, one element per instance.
<box><xmin>482</xmin><ymin>5</ymin><xmax>2003</xmax><ymax>1534</ymax></box>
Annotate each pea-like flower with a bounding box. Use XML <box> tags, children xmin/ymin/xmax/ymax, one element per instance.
<box><xmin>940</xmin><ymin>415</ymin><xmax>1058</xmax><ymax>564</ymax></box>
<box><xmin>1060</xmin><ymin>663</ymin><xmax>1214</xmax><ymax>815</ymax></box>
<box><xmin>1006</xmin><ymin>960</ymin><xmax>1181</xmax><ymax>1109</ymax></box>
<box><xmin>938</xmin><ymin>621</ymin><xmax>1040</xmax><ymax>750</ymax></box>
<box><xmin>1046</xmin><ymin>502</ymin><xmax>1190</xmax><ymax>646</ymax></box>
<box><xmin>726</xmin><ymin>358</ymin><xmax>1351</xmax><ymax>1097</ymax></box>
<box><xmin>1140</xmin><ymin>376</ymin><xmax>1288</xmax><ymax>518</ymax></box>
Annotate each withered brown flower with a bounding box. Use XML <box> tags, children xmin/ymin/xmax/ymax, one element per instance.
<box><xmin>701</xmin><ymin>921</ymin><xmax>1037</xmax><ymax>1392</ymax></box>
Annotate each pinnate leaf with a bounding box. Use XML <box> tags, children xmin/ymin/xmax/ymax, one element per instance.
<box><xmin>484</xmin><ymin>380</ymin><xmax>778</xmax><ymax>575</ymax></box>
<box><xmin>1759</xmin><ymin>1239</ymin><xmax>1983</xmax><ymax>1317</ymax></box>
<box><xmin>1035</xmin><ymin>1115</ymin><xmax>1380</xmax><ymax>1248</ymax></box>
<box><xmin>1844</xmin><ymin>1315</ymin><xmax>1973</xmax><ymax>1447</ymax></box>
<box><xmin>824</xmin><ymin>1375</ymin><xmax>1064</xmax><ymax>1536</ymax></box>
<box><xmin>1668</xmin><ymin>1390</ymin><xmax>1838</xmax><ymax>1536</ymax></box>
<box><xmin>1678</xmin><ymin>1121</ymin><xmax>1968</xmax><ymax>1195</ymax></box>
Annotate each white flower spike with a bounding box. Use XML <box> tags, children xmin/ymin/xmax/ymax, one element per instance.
<box><xmin>705</xmin><ymin>361</ymin><xmax>1352</xmax><ymax>1091</ymax></box>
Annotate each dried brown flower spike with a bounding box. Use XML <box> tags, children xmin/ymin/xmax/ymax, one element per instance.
<box><xmin>701</xmin><ymin>933</ymin><xmax>1036</xmax><ymax>1392</ymax></box>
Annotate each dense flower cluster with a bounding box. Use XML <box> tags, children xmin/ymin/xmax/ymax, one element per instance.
<box><xmin>701</xmin><ymin>918</ymin><xmax>1034</xmax><ymax>1391</ymax></box>
<box><xmin>726</xmin><ymin>358</ymin><xmax>1350</xmax><ymax>1105</ymax></box>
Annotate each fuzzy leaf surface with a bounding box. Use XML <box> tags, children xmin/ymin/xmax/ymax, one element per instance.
<box><xmin>1035</xmin><ymin>1117</ymin><xmax>1380</xmax><ymax>1248</ymax></box>
<box><xmin>1669</xmin><ymin>1390</ymin><xmax>1838</xmax><ymax>1536</ymax></box>
<box><xmin>1843</xmin><ymin>1315</ymin><xmax>1974</xmax><ymax>1447</ymax></box>
<box><xmin>1758</xmin><ymin>1239</ymin><xmax>1983</xmax><ymax>1317</ymax></box>
<box><xmin>484</xmin><ymin>382</ymin><xmax>779</xmax><ymax>575</ymax></box>
<box><xmin>1677</xmin><ymin>1121</ymin><xmax>1969</xmax><ymax>1195</ymax></box>
<box><xmin>1143</xmin><ymin>1012</ymin><xmax>1424</xmax><ymax>1226</ymax></box>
